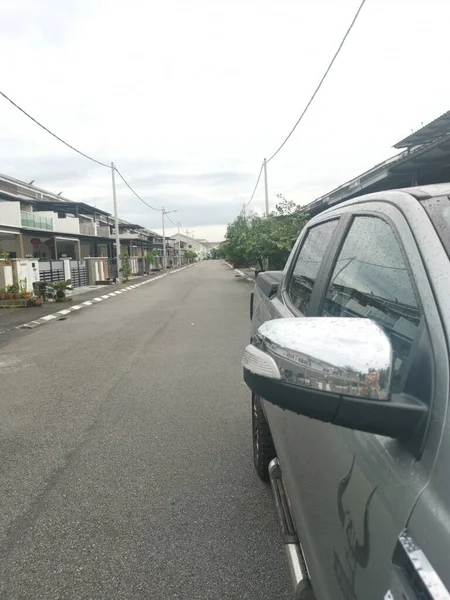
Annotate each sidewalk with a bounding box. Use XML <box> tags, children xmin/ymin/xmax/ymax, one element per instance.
<box><xmin>223</xmin><ymin>262</ymin><xmax>256</xmax><ymax>284</ymax></box>
<box><xmin>0</xmin><ymin>273</ymin><xmax>161</xmax><ymax>332</ymax></box>
<box><xmin>242</xmin><ymin>268</ymin><xmax>256</xmax><ymax>280</ymax></box>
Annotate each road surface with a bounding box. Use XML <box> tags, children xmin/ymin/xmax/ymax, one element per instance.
<box><xmin>0</xmin><ymin>261</ymin><xmax>291</xmax><ymax>599</ymax></box>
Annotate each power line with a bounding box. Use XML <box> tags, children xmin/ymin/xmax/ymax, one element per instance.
<box><xmin>0</xmin><ymin>88</ymin><xmax>170</xmax><ymax>224</ymax></box>
<box><xmin>0</xmin><ymin>89</ymin><xmax>110</xmax><ymax>168</ymax></box>
<box><xmin>113</xmin><ymin>166</ymin><xmax>160</xmax><ymax>212</ymax></box>
<box><xmin>266</xmin><ymin>0</ymin><xmax>367</xmax><ymax>164</ymax></box>
<box><xmin>245</xmin><ymin>161</ymin><xmax>264</xmax><ymax>207</ymax></box>
<box><xmin>165</xmin><ymin>212</ymin><xmax>179</xmax><ymax>227</ymax></box>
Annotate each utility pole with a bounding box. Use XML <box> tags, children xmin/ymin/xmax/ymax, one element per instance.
<box><xmin>161</xmin><ymin>207</ymin><xmax>166</xmax><ymax>271</ymax></box>
<box><xmin>243</xmin><ymin>203</ymin><xmax>246</xmax><ymax>220</ymax></box>
<box><xmin>178</xmin><ymin>222</ymin><xmax>181</xmax><ymax>267</ymax></box>
<box><xmin>161</xmin><ymin>207</ymin><xmax>177</xmax><ymax>270</ymax></box>
<box><xmin>262</xmin><ymin>158</ymin><xmax>270</xmax><ymax>271</ymax></box>
<box><xmin>111</xmin><ymin>162</ymin><xmax>121</xmax><ymax>281</ymax></box>
<box><xmin>263</xmin><ymin>158</ymin><xmax>269</xmax><ymax>215</ymax></box>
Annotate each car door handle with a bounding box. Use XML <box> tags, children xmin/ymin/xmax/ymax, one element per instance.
<box><xmin>385</xmin><ymin>530</ymin><xmax>450</xmax><ymax>600</ymax></box>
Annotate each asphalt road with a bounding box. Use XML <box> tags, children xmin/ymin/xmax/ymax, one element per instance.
<box><xmin>0</xmin><ymin>261</ymin><xmax>291</xmax><ymax>600</ymax></box>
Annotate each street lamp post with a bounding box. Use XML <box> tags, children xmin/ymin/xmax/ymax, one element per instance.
<box><xmin>263</xmin><ymin>158</ymin><xmax>269</xmax><ymax>215</ymax></box>
<box><xmin>111</xmin><ymin>162</ymin><xmax>122</xmax><ymax>281</ymax></box>
<box><xmin>161</xmin><ymin>207</ymin><xmax>177</xmax><ymax>270</ymax></box>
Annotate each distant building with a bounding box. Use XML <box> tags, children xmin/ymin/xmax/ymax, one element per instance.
<box><xmin>171</xmin><ymin>233</ymin><xmax>209</xmax><ymax>261</ymax></box>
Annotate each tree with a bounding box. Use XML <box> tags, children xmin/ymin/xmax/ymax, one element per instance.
<box><xmin>185</xmin><ymin>250</ymin><xmax>198</xmax><ymax>262</ymax></box>
<box><xmin>223</xmin><ymin>196</ymin><xmax>308</xmax><ymax>269</ymax></box>
<box><xmin>145</xmin><ymin>250</ymin><xmax>159</xmax><ymax>265</ymax></box>
<box><xmin>221</xmin><ymin>214</ymin><xmax>250</xmax><ymax>268</ymax></box>
<box><xmin>211</xmin><ymin>245</ymin><xmax>226</xmax><ymax>259</ymax></box>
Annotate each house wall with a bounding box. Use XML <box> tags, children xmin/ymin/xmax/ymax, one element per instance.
<box><xmin>92</xmin><ymin>243</ymin><xmax>109</xmax><ymax>257</ymax></box>
<box><xmin>172</xmin><ymin>234</ymin><xmax>208</xmax><ymax>260</ymax></box>
<box><xmin>0</xmin><ymin>201</ymin><xmax>21</xmax><ymax>227</ymax></box>
<box><xmin>22</xmin><ymin>235</ymin><xmax>53</xmax><ymax>259</ymax></box>
<box><xmin>80</xmin><ymin>241</ymin><xmax>92</xmax><ymax>258</ymax></box>
<box><xmin>0</xmin><ymin>234</ymin><xmax>19</xmax><ymax>257</ymax></box>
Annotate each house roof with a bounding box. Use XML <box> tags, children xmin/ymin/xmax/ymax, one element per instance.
<box><xmin>0</xmin><ymin>172</ymin><xmax>178</xmax><ymax>242</ymax></box>
<box><xmin>394</xmin><ymin>109</ymin><xmax>450</xmax><ymax>149</ymax></box>
<box><xmin>302</xmin><ymin>112</ymin><xmax>450</xmax><ymax>217</ymax></box>
<box><xmin>172</xmin><ymin>232</ymin><xmax>208</xmax><ymax>245</ymax></box>
<box><xmin>0</xmin><ymin>189</ymin><xmax>35</xmax><ymax>204</ymax></box>
<box><xmin>0</xmin><ymin>174</ymin><xmax>111</xmax><ymax>217</ymax></box>
<box><xmin>32</xmin><ymin>199</ymin><xmax>111</xmax><ymax>217</ymax></box>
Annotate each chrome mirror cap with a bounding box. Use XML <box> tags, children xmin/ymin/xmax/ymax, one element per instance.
<box><xmin>255</xmin><ymin>318</ymin><xmax>392</xmax><ymax>401</ymax></box>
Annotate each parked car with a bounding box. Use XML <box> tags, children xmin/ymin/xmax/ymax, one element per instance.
<box><xmin>243</xmin><ymin>184</ymin><xmax>450</xmax><ymax>600</ymax></box>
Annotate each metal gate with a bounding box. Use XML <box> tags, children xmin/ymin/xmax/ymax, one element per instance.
<box><xmin>38</xmin><ymin>260</ymin><xmax>64</xmax><ymax>284</ymax></box>
<box><xmin>70</xmin><ymin>260</ymin><xmax>88</xmax><ymax>287</ymax></box>
<box><xmin>107</xmin><ymin>258</ymin><xmax>118</xmax><ymax>280</ymax></box>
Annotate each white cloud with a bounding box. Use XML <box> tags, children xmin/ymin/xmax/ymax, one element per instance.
<box><xmin>0</xmin><ymin>0</ymin><xmax>449</xmax><ymax>241</ymax></box>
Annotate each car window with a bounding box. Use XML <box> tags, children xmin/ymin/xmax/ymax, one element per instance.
<box><xmin>287</xmin><ymin>220</ymin><xmax>338</xmax><ymax>314</ymax></box>
<box><xmin>321</xmin><ymin>216</ymin><xmax>422</xmax><ymax>391</ymax></box>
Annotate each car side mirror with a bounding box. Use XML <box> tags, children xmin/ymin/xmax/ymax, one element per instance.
<box><xmin>243</xmin><ymin>318</ymin><xmax>428</xmax><ymax>441</ymax></box>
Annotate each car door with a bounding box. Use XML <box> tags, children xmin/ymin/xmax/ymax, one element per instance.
<box><xmin>262</xmin><ymin>217</ymin><xmax>343</xmax><ymax>478</ymax></box>
<box><xmin>281</xmin><ymin>200</ymin><xmax>447</xmax><ymax>600</ymax></box>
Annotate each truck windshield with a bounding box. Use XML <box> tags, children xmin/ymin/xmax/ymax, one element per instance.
<box><xmin>422</xmin><ymin>196</ymin><xmax>450</xmax><ymax>257</ymax></box>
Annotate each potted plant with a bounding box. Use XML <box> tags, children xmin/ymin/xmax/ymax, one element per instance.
<box><xmin>0</xmin><ymin>287</ymin><xmax>6</xmax><ymax>301</ymax></box>
<box><xmin>6</xmin><ymin>284</ymin><xmax>15</xmax><ymax>300</ymax></box>
<box><xmin>52</xmin><ymin>279</ymin><xmax>72</xmax><ymax>301</ymax></box>
<box><xmin>33</xmin><ymin>281</ymin><xmax>48</xmax><ymax>302</ymax></box>
<box><xmin>20</xmin><ymin>278</ymin><xmax>31</xmax><ymax>299</ymax></box>
<box><xmin>7</xmin><ymin>284</ymin><xmax>21</xmax><ymax>299</ymax></box>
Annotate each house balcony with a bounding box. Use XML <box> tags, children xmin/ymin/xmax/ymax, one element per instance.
<box><xmin>118</xmin><ymin>232</ymin><xmax>150</xmax><ymax>241</ymax></box>
<box><xmin>80</xmin><ymin>223</ymin><xmax>96</xmax><ymax>236</ymax></box>
<box><xmin>97</xmin><ymin>226</ymin><xmax>111</xmax><ymax>237</ymax></box>
<box><xmin>21</xmin><ymin>211</ymin><xmax>53</xmax><ymax>231</ymax></box>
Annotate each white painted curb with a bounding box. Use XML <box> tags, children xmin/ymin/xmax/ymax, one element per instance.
<box><xmin>223</xmin><ymin>261</ymin><xmax>254</xmax><ymax>284</ymax></box>
<box><xmin>15</xmin><ymin>263</ymin><xmax>197</xmax><ymax>332</ymax></box>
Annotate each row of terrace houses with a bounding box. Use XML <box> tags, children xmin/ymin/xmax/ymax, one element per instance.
<box><xmin>0</xmin><ymin>172</ymin><xmax>199</xmax><ymax>285</ymax></box>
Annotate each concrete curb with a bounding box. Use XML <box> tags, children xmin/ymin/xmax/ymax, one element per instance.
<box><xmin>223</xmin><ymin>261</ymin><xmax>254</xmax><ymax>283</ymax></box>
<box><xmin>15</xmin><ymin>264</ymin><xmax>196</xmax><ymax>332</ymax></box>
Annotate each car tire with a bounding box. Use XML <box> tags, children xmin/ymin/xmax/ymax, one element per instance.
<box><xmin>252</xmin><ymin>393</ymin><xmax>275</xmax><ymax>482</ymax></box>
<box><xmin>295</xmin><ymin>580</ymin><xmax>315</xmax><ymax>600</ymax></box>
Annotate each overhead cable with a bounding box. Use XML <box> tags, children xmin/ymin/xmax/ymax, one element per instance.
<box><xmin>165</xmin><ymin>212</ymin><xmax>179</xmax><ymax>227</ymax></box>
<box><xmin>245</xmin><ymin>162</ymin><xmax>264</xmax><ymax>207</ymax></box>
<box><xmin>113</xmin><ymin>166</ymin><xmax>160</xmax><ymax>212</ymax></box>
<box><xmin>0</xmin><ymin>89</ymin><xmax>110</xmax><ymax>168</ymax></box>
<box><xmin>266</xmin><ymin>0</ymin><xmax>367</xmax><ymax>164</ymax></box>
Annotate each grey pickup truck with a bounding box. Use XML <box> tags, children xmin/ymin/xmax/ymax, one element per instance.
<box><xmin>243</xmin><ymin>184</ymin><xmax>450</xmax><ymax>600</ymax></box>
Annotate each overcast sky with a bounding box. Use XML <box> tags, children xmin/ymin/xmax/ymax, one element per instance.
<box><xmin>1</xmin><ymin>0</ymin><xmax>449</xmax><ymax>241</ymax></box>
